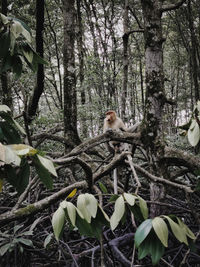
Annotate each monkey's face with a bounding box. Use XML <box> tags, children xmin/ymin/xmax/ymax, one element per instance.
<box><xmin>106</xmin><ymin>111</ymin><xmax>116</xmax><ymax>123</ymax></box>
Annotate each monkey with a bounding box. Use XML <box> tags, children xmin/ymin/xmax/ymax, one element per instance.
<box><xmin>103</xmin><ymin>110</ymin><xmax>128</xmax><ymax>153</ymax></box>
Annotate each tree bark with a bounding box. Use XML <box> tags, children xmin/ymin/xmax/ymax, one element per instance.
<box><xmin>0</xmin><ymin>0</ymin><xmax>12</xmax><ymax>110</ymax></box>
<box><xmin>63</xmin><ymin>0</ymin><xmax>81</xmax><ymax>147</ymax></box>
<box><xmin>27</xmin><ymin>0</ymin><xmax>45</xmax><ymax>122</ymax></box>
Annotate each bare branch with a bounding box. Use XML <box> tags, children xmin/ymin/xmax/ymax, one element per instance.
<box><xmin>161</xmin><ymin>0</ymin><xmax>187</xmax><ymax>13</ymax></box>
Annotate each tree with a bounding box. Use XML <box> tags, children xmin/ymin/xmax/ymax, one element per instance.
<box><xmin>63</xmin><ymin>0</ymin><xmax>80</xmax><ymax>147</ymax></box>
<box><xmin>27</xmin><ymin>0</ymin><xmax>45</xmax><ymax>122</ymax></box>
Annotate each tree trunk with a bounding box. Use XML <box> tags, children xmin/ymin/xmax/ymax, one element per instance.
<box><xmin>0</xmin><ymin>0</ymin><xmax>12</xmax><ymax>110</ymax></box>
<box><xmin>63</xmin><ymin>0</ymin><xmax>80</xmax><ymax>147</ymax></box>
<box><xmin>141</xmin><ymin>0</ymin><xmax>187</xmax><ymax>217</ymax></box>
<box><xmin>27</xmin><ymin>0</ymin><xmax>44</xmax><ymax>122</ymax></box>
<box><xmin>121</xmin><ymin>0</ymin><xmax>129</xmax><ymax>121</ymax></box>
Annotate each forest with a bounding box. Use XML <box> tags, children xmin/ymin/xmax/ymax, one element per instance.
<box><xmin>0</xmin><ymin>0</ymin><xmax>200</xmax><ymax>266</ymax></box>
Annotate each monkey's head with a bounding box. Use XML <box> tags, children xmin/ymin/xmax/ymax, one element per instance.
<box><xmin>106</xmin><ymin>110</ymin><xmax>116</xmax><ymax>123</ymax></box>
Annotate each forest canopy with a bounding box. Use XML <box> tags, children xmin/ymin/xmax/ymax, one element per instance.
<box><xmin>0</xmin><ymin>0</ymin><xmax>200</xmax><ymax>266</ymax></box>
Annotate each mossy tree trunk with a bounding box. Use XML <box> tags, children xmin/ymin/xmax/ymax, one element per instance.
<box><xmin>141</xmin><ymin>0</ymin><xmax>186</xmax><ymax>216</ymax></box>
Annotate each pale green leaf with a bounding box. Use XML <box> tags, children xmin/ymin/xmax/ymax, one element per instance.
<box><xmin>12</xmin><ymin>119</ymin><xmax>26</xmax><ymax>135</ymax></box>
<box><xmin>123</xmin><ymin>193</ymin><xmax>136</xmax><ymax>206</ymax></box>
<box><xmin>4</xmin><ymin>145</ymin><xmax>21</xmax><ymax>166</ymax></box>
<box><xmin>0</xmin><ymin>13</ymin><xmax>9</xmax><ymax>25</ymax></box>
<box><xmin>152</xmin><ymin>217</ymin><xmax>168</xmax><ymax>247</ymax></box>
<box><xmin>63</xmin><ymin>201</ymin><xmax>76</xmax><ymax>227</ymax></box>
<box><xmin>0</xmin><ymin>143</ymin><xmax>5</xmax><ymax>166</ymax></box>
<box><xmin>164</xmin><ymin>216</ymin><xmax>188</xmax><ymax>245</ymax></box>
<box><xmin>77</xmin><ymin>194</ymin><xmax>91</xmax><ymax>223</ymax></box>
<box><xmin>9</xmin><ymin>144</ymin><xmax>37</xmax><ymax>156</ymax></box>
<box><xmin>52</xmin><ymin>207</ymin><xmax>65</xmax><ymax>241</ymax></box>
<box><xmin>21</xmin><ymin>27</ymin><xmax>31</xmax><ymax>42</ymax></box>
<box><xmin>18</xmin><ymin>238</ymin><xmax>33</xmax><ymax>247</ymax></box>
<box><xmin>44</xmin><ymin>233</ymin><xmax>53</xmax><ymax>248</ymax></box>
<box><xmin>176</xmin><ymin>217</ymin><xmax>195</xmax><ymax>240</ymax></box>
<box><xmin>22</xmin><ymin>48</ymin><xmax>33</xmax><ymax>63</ymax></box>
<box><xmin>10</xmin><ymin>21</ymin><xmax>23</xmax><ymax>39</ymax></box>
<box><xmin>188</xmin><ymin>119</ymin><xmax>200</xmax><ymax>147</ymax></box>
<box><xmin>37</xmin><ymin>155</ymin><xmax>57</xmax><ymax>177</ymax></box>
<box><xmin>0</xmin><ymin>104</ymin><xmax>11</xmax><ymax>113</ymax></box>
<box><xmin>85</xmin><ymin>193</ymin><xmax>98</xmax><ymax>218</ymax></box>
<box><xmin>138</xmin><ymin>195</ymin><xmax>148</xmax><ymax>219</ymax></box>
<box><xmin>110</xmin><ymin>195</ymin><xmax>125</xmax><ymax>230</ymax></box>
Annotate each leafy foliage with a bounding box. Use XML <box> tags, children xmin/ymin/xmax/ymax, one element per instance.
<box><xmin>52</xmin><ymin>192</ymin><xmax>195</xmax><ymax>265</ymax></box>
<box><xmin>0</xmin><ymin>105</ymin><xmax>57</xmax><ymax>193</ymax></box>
<box><xmin>0</xmin><ymin>13</ymin><xmax>47</xmax><ymax>78</ymax></box>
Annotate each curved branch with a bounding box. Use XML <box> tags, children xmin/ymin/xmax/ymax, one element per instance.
<box><xmin>133</xmin><ymin>163</ymin><xmax>193</xmax><ymax>193</ymax></box>
<box><xmin>0</xmin><ymin>181</ymin><xmax>87</xmax><ymax>224</ymax></box>
<box><xmin>161</xmin><ymin>0</ymin><xmax>186</xmax><ymax>13</ymax></box>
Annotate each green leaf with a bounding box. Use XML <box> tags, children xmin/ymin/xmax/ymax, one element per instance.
<box><xmin>138</xmin><ymin>195</ymin><xmax>148</xmax><ymax>219</ymax></box>
<box><xmin>135</xmin><ymin>219</ymin><xmax>152</xmax><ymax>248</ymax></box>
<box><xmin>75</xmin><ymin>213</ymin><xmax>94</xmax><ymax>237</ymax></box>
<box><xmin>164</xmin><ymin>216</ymin><xmax>188</xmax><ymax>245</ymax></box>
<box><xmin>18</xmin><ymin>238</ymin><xmax>33</xmax><ymax>247</ymax></box>
<box><xmin>0</xmin><ymin>243</ymin><xmax>11</xmax><ymax>256</ymax></box>
<box><xmin>149</xmin><ymin>233</ymin><xmax>165</xmax><ymax>265</ymax></box>
<box><xmin>37</xmin><ymin>155</ymin><xmax>57</xmax><ymax>177</ymax></box>
<box><xmin>110</xmin><ymin>195</ymin><xmax>125</xmax><ymax>230</ymax></box>
<box><xmin>32</xmin><ymin>155</ymin><xmax>53</xmax><ymax>189</ymax></box>
<box><xmin>12</xmin><ymin>55</ymin><xmax>23</xmax><ymax>79</ymax></box>
<box><xmin>152</xmin><ymin>217</ymin><xmax>168</xmax><ymax>247</ymax></box>
<box><xmin>0</xmin><ymin>32</ymin><xmax>10</xmax><ymax>58</ymax></box>
<box><xmin>123</xmin><ymin>193</ymin><xmax>136</xmax><ymax>206</ymax></box>
<box><xmin>98</xmin><ymin>181</ymin><xmax>108</xmax><ymax>193</ymax></box>
<box><xmin>52</xmin><ymin>207</ymin><xmax>65</xmax><ymax>241</ymax></box>
<box><xmin>44</xmin><ymin>233</ymin><xmax>53</xmax><ymax>248</ymax></box>
<box><xmin>30</xmin><ymin>217</ymin><xmax>42</xmax><ymax>231</ymax></box>
<box><xmin>176</xmin><ymin>217</ymin><xmax>195</xmax><ymax>240</ymax></box>
<box><xmin>188</xmin><ymin>119</ymin><xmax>200</xmax><ymax>147</ymax></box>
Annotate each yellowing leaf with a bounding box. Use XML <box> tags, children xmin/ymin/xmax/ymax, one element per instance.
<box><xmin>138</xmin><ymin>195</ymin><xmax>148</xmax><ymax>219</ymax></box>
<box><xmin>10</xmin><ymin>144</ymin><xmax>37</xmax><ymax>156</ymax></box>
<box><xmin>152</xmin><ymin>217</ymin><xmax>168</xmax><ymax>247</ymax></box>
<box><xmin>164</xmin><ymin>216</ymin><xmax>188</xmax><ymax>245</ymax></box>
<box><xmin>110</xmin><ymin>195</ymin><xmax>125</xmax><ymax>230</ymax></box>
<box><xmin>67</xmin><ymin>188</ymin><xmax>77</xmax><ymax>199</ymax></box>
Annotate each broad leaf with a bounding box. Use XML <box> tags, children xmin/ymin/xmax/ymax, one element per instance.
<box><xmin>18</xmin><ymin>238</ymin><xmax>33</xmax><ymax>247</ymax></box>
<box><xmin>138</xmin><ymin>195</ymin><xmax>148</xmax><ymax>219</ymax></box>
<box><xmin>37</xmin><ymin>155</ymin><xmax>57</xmax><ymax>177</ymax></box>
<box><xmin>98</xmin><ymin>181</ymin><xmax>108</xmax><ymax>193</ymax></box>
<box><xmin>33</xmin><ymin>155</ymin><xmax>53</xmax><ymax>189</ymax></box>
<box><xmin>4</xmin><ymin>145</ymin><xmax>21</xmax><ymax>166</ymax></box>
<box><xmin>60</xmin><ymin>201</ymin><xmax>76</xmax><ymax>227</ymax></box>
<box><xmin>149</xmin><ymin>233</ymin><xmax>165</xmax><ymax>265</ymax></box>
<box><xmin>52</xmin><ymin>207</ymin><xmax>65</xmax><ymax>241</ymax></box>
<box><xmin>44</xmin><ymin>233</ymin><xmax>53</xmax><ymax>248</ymax></box>
<box><xmin>77</xmin><ymin>194</ymin><xmax>91</xmax><ymax>223</ymax></box>
<box><xmin>135</xmin><ymin>219</ymin><xmax>152</xmax><ymax>248</ymax></box>
<box><xmin>164</xmin><ymin>216</ymin><xmax>188</xmax><ymax>245</ymax></box>
<box><xmin>0</xmin><ymin>243</ymin><xmax>11</xmax><ymax>256</ymax></box>
<box><xmin>110</xmin><ymin>195</ymin><xmax>125</xmax><ymax>230</ymax></box>
<box><xmin>85</xmin><ymin>193</ymin><xmax>98</xmax><ymax>218</ymax></box>
<box><xmin>152</xmin><ymin>217</ymin><xmax>168</xmax><ymax>247</ymax></box>
<box><xmin>188</xmin><ymin>119</ymin><xmax>200</xmax><ymax>147</ymax></box>
<box><xmin>123</xmin><ymin>193</ymin><xmax>136</xmax><ymax>206</ymax></box>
